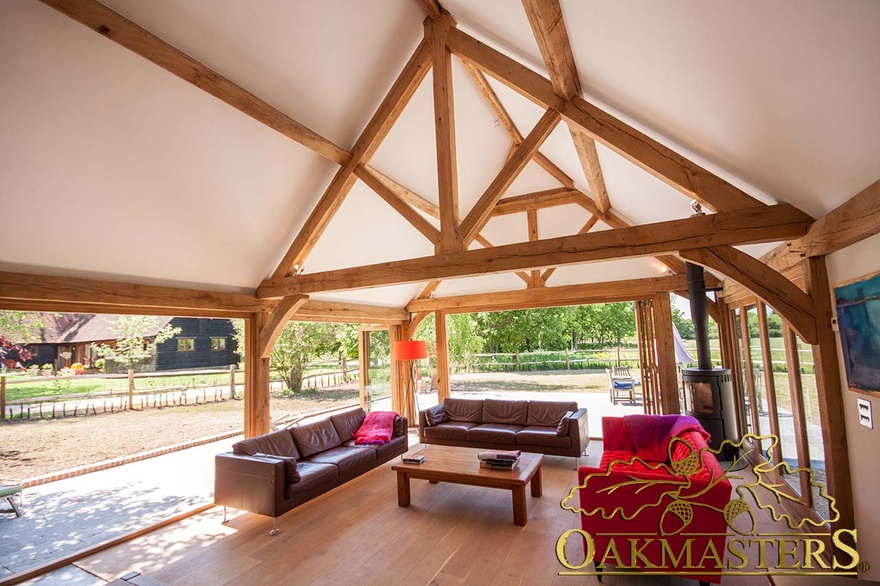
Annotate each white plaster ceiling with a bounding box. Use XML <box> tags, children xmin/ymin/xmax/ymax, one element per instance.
<box><xmin>1</xmin><ymin>0</ymin><xmax>878</xmax><ymax>310</ymax></box>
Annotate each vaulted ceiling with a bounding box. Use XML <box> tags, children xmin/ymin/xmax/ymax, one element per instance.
<box><xmin>1</xmin><ymin>0</ymin><xmax>878</xmax><ymax>311</ymax></box>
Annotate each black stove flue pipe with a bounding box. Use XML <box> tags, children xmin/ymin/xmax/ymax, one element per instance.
<box><xmin>686</xmin><ymin>262</ymin><xmax>713</xmax><ymax>371</ymax></box>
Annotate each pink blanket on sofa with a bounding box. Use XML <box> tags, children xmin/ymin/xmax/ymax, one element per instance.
<box><xmin>353</xmin><ymin>411</ymin><xmax>397</xmax><ymax>445</ymax></box>
<box><xmin>623</xmin><ymin>414</ymin><xmax>709</xmax><ymax>462</ymax></box>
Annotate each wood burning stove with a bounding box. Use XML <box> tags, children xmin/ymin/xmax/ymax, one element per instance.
<box><xmin>682</xmin><ymin>262</ymin><xmax>740</xmax><ymax>456</ymax></box>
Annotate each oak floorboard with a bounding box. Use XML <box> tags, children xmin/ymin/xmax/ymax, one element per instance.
<box><xmin>74</xmin><ymin>445</ymin><xmax>779</xmax><ymax>585</ymax></box>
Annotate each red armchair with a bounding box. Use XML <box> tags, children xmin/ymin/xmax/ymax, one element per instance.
<box><xmin>575</xmin><ymin>416</ymin><xmax>732</xmax><ymax>585</ymax></box>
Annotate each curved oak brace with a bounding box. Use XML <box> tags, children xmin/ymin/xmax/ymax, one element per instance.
<box><xmin>259</xmin><ymin>295</ymin><xmax>309</xmax><ymax>358</ymax></box>
<box><xmin>679</xmin><ymin>246</ymin><xmax>817</xmax><ymax>344</ymax></box>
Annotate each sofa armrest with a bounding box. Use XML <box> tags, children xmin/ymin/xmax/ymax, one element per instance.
<box><xmin>393</xmin><ymin>417</ymin><xmax>408</xmax><ymax>437</ymax></box>
<box><xmin>419</xmin><ymin>405</ymin><xmax>444</xmax><ymax>444</ymax></box>
<box><xmin>567</xmin><ymin>408</ymin><xmax>590</xmax><ymax>455</ymax></box>
<box><xmin>214</xmin><ymin>453</ymin><xmax>285</xmax><ymax>517</ymax></box>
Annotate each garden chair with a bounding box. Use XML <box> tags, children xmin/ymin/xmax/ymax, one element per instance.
<box><xmin>0</xmin><ymin>484</ymin><xmax>23</xmax><ymax>517</ymax></box>
<box><xmin>606</xmin><ymin>367</ymin><xmax>642</xmax><ymax>405</ymax></box>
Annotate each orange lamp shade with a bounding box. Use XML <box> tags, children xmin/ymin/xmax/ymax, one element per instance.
<box><xmin>393</xmin><ymin>340</ymin><xmax>428</xmax><ymax>361</ymax></box>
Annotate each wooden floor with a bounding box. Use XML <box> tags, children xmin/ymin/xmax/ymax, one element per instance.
<box><xmin>72</xmin><ymin>442</ymin><xmax>774</xmax><ymax>585</ymax></box>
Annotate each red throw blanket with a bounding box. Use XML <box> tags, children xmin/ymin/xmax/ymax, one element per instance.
<box><xmin>623</xmin><ymin>414</ymin><xmax>709</xmax><ymax>462</ymax></box>
<box><xmin>353</xmin><ymin>411</ymin><xmax>397</xmax><ymax>445</ymax></box>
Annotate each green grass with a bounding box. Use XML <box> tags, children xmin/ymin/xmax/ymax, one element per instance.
<box><xmin>5</xmin><ymin>371</ymin><xmax>245</xmax><ymax>402</ymax></box>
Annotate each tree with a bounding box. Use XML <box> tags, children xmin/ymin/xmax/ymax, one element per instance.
<box><xmin>93</xmin><ymin>316</ymin><xmax>181</xmax><ymax>370</ymax></box>
<box><xmin>270</xmin><ymin>321</ymin><xmax>337</xmax><ymax>393</ymax></box>
<box><xmin>0</xmin><ymin>311</ymin><xmax>48</xmax><ymax>344</ymax></box>
<box><xmin>672</xmin><ymin>306</ymin><xmax>695</xmax><ymax>339</ymax></box>
<box><xmin>446</xmin><ymin>313</ymin><xmax>483</xmax><ymax>371</ymax></box>
<box><xmin>230</xmin><ymin>318</ymin><xmax>245</xmax><ymax>364</ymax></box>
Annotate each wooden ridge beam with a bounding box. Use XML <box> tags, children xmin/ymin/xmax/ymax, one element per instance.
<box><xmin>257</xmin><ymin>204</ymin><xmax>811</xmax><ymax>297</ymax></box>
<box><xmin>491</xmin><ymin>188</ymin><xmax>581</xmax><ymax>216</ymax></box>
<box><xmin>40</xmin><ymin>0</ymin><xmax>350</xmax><ymax>166</ymax></box>
<box><xmin>0</xmin><ymin>270</ymin><xmax>265</xmax><ymax>316</ymax></box>
<box><xmin>258</xmin><ymin>295</ymin><xmax>308</xmax><ymax>358</ymax></box>
<box><xmin>460</xmin><ymin>108</ymin><xmax>560</xmax><ymax>242</ymax></box>
<box><xmin>355</xmin><ymin>166</ymin><xmax>441</xmax><ymax>245</ymax></box>
<box><xmin>679</xmin><ymin>246</ymin><xmax>817</xmax><ymax>344</ymax></box>
<box><xmin>271</xmin><ymin>38</ymin><xmax>432</xmax><ymax>278</ymax></box>
<box><xmin>427</xmin><ymin>15</ymin><xmax>463</xmax><ymax>252</ymax></box>
<box><xmin>446</xmin><ymin>26</ymin><xmax>770</xmax><ymax>214</ymax></box>
<box><xmin>407</xmin><ymin>275</ymin><xmax>689</xmax><ymax>313</ymax></box>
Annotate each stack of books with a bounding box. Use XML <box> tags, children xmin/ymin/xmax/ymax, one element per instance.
<box><xmin>478</xmin><ymin>449</ymin><xmax>521</xmax><ymax>470</ymax></box>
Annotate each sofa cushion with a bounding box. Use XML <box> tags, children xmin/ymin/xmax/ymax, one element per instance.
<box><xmin>285</xmin><ymin>461</ymin><xmax>338</xmax><ymax>498</ymax></box>
<box><xmin>527</xmin><ymin>400</ymin><xmax>578</xmax><ymax>427</ymax></box>
<box><xmin>556</xmin><ymin>411</ymin><xmax>574</xmax><ymax>436</ymax></box>
<box><xmin>444</xmin><ymin>398</ymin><xmax>484</xmax><ymax>423</ymax></box>
<box><xmin>291</xmin><ymin>418</ymin><xmax>342</xmax><ymax>459</ymax></box>
<box><xmin>330</xmin><ymin>408</ymin><xmax>367</xmax><ymax>442</ymax></box>
<box><xmin>308</xmin><ymin>446</ymin><xmax>376</xmax><ymax>474</ymax></box>
<box><xmin>516</xmin><ymin>426</ymin><xmax>572</xmax><ymax>449</ymax></box>
<box><xmin>482</xmin><ymin>399</ymin><xmax>528</xmax><ymax>426</ymax></box>
<box><xmin>466</xmin><ymin>423</ymin><xmax>522</xmax><ymax>444</ymax></box>
<box><xmin>344</xmin><ymin>434</ymin><xmax>408</xmax><ymax>460</ymax></box>
<box><xmin>423</xmin><ymin>421</ymin><xmax>478</xmax><ymax>441</ymax></box>
<box><xmin>232</xmin><ymin>429</ymin><xmax>300</xmax><ymax>459</ymax></box>
<box><xmin>425</xmin><ymin>406</ymin><xmax>448</xmax><ymax>426</ymax></box>
<box><xmin>393</xmin><ymin>415</ymin><xmax>405</xmax><ymax>437</ymax></box>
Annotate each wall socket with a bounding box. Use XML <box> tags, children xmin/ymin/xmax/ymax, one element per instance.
<box><xmin>857</xmin><ymin>398</ymin><xmax>873</xmax><ymax>429</ymax></box>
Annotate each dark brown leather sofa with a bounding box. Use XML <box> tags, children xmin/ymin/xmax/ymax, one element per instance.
<box><xmin>418</xmin><ymin>398</ymin><xmax>589</xmax><ymax>460</ymax></box>
<box><xmin>215</xmin><ymin>407</ymin><xmax>407</xmax><ymax>534</ymax></box>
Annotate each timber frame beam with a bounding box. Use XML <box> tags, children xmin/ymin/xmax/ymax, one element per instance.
<box><xmin>445</xmin><ymin>26</ymin><xmax>775</xmax><ymax>214</ymax></box>
<box><xmin>258</xmin><ymin>295</ymin><xmax>308</xmax><ymax>358</ymax></box>
<box><xmin>258</xmin><ymin>204</ymin><xmax>811</xmax><ymax>297</ymax></box>
<box><xmin>680</xmin><ymin>246</ymin><xmax>818</xmax><ymax>344</ymax></box>
<box><xmin>407</xmin><ymin>275</ymin><xmax>689</xmax><ymax>314</ymax></box>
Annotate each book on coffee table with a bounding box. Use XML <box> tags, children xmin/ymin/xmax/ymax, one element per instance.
<box><xmin>480</xmin><ymin>459</ymin><xmax>517</xmax><ymax>470</ymax></box>
<box><xmin>402</xmin><ymin>455</ymin><xmax>426</xmax><ymax>464</ymax></box>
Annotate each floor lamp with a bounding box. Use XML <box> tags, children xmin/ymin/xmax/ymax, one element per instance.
<box><xmin>393</xmin><ymin>340</ymin><xmax>427</xmax><ymax>423</ymax></box>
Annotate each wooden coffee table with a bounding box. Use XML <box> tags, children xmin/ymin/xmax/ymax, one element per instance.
<box><xmin>391</xmin><ymin>444</ymin><xmax>543</xmax><ymax>526</ymax></box>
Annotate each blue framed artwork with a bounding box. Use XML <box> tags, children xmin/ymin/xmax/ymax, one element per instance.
<box><xmin>834</xmin><ymin>270</ymin><xmax>880</xmax><ymax>394</ymax></box>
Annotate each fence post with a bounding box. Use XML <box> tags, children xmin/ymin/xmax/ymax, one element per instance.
<box><xmin>565</xmin><ymin>350</ymin><xmax>570</xmax><ymax>371</ymax></box>
<box><xmin>515</xmin><ymin>352</ymin><xmax>520</xmax><ymax>372</ymax></box>
<box><xmin>229</xmin><ymin>364</ymin><xmax>237</xmax><ymax>399</ymax></box>
<box><xmin>0</xmin><ymin>375</ymin><xmax>5</xmax><ymax>422</ymax></box>
<box><xmin>128</xmin><ymin>369</ymin><xmax>135</xmax><ymax>410</ymax></box>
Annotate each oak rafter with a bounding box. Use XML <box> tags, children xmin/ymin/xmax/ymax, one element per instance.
<box><xmin>258</xmin><ymin>204</ymin><xmax>812</xmax><ymax>297</ymax></box>
<box><xmin>522</xmin><ymin>0</ymin><xmax>611</xmax><ymax>213</ymax></box>
<box><xmin>459</xmin><ymin>108</ymin><xmax>561</xmax><ymax>242</ymax></box>
<box><xmin>355</xmin><ymin>166</ymin><xmax>441</xmax><ymax>246</ymax></box>
<box><xmin>40</xmin><ymin>0</ymin><xmax>350</xmax><ymax>166</ymax></box>
<box><xmin>271</xmin><ymin>38</ymin><xmax>433</xmax><ymax>278</ymax></box>
<box><xmin>446</xmin><ymin>26</ymin><xmax>772</xmax><ymax>214</ymax></box>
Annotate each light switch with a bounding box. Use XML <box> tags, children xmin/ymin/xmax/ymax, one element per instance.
<box><xmin>857</xmin><ymin>398</ymin><xmax>873</xmax><ymax>429</ymax></box>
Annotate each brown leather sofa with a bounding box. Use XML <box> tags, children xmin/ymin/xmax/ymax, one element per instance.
<box><xmin>215</xmin><ymin>407</ymin><xmax>407</xmax><ymax>534</ymax></box>
<box><xmin>418</xmin><ymin>398</ymin><xmax>589</xmax><ymax>459</ymax></box>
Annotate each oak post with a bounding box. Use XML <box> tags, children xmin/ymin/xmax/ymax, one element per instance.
<box><xmin>803</xmin><ymin>256</ymin><xmax>854</xmax><ymax>532</ymax></box>
<box><xmin>245</xmin><ymin>313</ymin><xmax>271</xmax><ymax>437</ymax></box>
<box><xmin>436</xmin><ymin>310</ymin><xmax>450</xmax><ymax>403</ymax></box>
<box><xmin>652</xmin><ymin>293</ymin><xmax>680</xmax><ymax>414</ymax></box>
